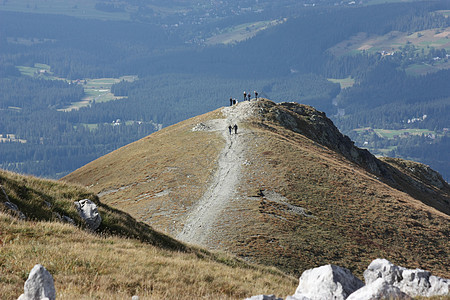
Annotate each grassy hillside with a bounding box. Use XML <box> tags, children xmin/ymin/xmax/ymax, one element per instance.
<box><xmin>0</xmin><ymin>169</ymin><xmax>297</xmax><ymax>299</ymax></box>
<box><xmin>63</xmin><ymin>109</ymin><xmax>226</xmax><ymax>235</ymax></box>
<box><xmin>64</xmin><ymin>99</ymin><xmax>450</xmax><ymax>280</ymax></box>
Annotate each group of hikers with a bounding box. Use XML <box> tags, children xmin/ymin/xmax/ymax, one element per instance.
<box><xmin>228</xmin><ymin>124</ymin><xmax>238</xmax><ymax>134</ymax></box>
<box><xmin>229</xmin><ymin>90</ymin><xmax>259</xmax><ymax>106</ymax></box>
<box><xmin>227</xmin><ymin>90</ymin><xmax>260</xmax><ymax>135</ymax></box>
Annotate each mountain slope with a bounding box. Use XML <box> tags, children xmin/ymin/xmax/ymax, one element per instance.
<box><xmin>0</xmin><ymin>169</ymin><xmax>296</xmax><ymax>299</ymax></box>
<box><xmin>63</xmin><ymin>99</ymin><xmax>450</xmax><ymax>278</ymax></box>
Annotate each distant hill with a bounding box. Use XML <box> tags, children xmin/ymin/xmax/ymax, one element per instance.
<box><xmin>0</xmin><ymin>169</ymin><xmax>296</xmax><ymax>299</ymax></box>
<box><xmin>64</xmin><ymin>99</ymin><xmax>450</xmax><ymax>279</ymax></box>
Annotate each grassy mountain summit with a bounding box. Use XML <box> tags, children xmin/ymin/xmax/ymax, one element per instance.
<box><xmin>63</xmin><ymin>99</ymin><xmax>450</xmax><ymax>279</ymax></box>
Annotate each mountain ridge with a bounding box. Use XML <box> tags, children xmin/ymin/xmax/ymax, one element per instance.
<box><xmin>63</xmin><ymin>99</ymin><xmax>450</xmax><ymax>278</ymax></box>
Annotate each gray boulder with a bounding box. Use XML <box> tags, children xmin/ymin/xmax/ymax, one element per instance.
<box><xmin>364</xmin><ymin>258</ymin><xmax>450</xmax><ymax>297</ymax></box>
<box><xmin>18</xmin><ymin>264</ymin><xmax>56</xmax><ymax>300</ymax></box>
<box><xmin>346</xmin><ymin>278</ymin><xmax>411</xmax><ymax>300</ymax></box>
<box><xmin>288</xmin><ymin>264</ymin><xmax>364</xmax><ymax>300</ymax></box>
<box><xmin>3</xmin><ymin>201</ymin><xmax>26</xmax><ymax>220</ymax></box>
<box><xmin>74</xmin><ymin>199</ymin><xmax>101</xmax><ymax>231</ymax></box>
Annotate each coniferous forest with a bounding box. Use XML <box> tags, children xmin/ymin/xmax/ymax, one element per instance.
<box><xmin>0</xmin><ymin>0</ymin><xmax>449</xmax><ymax>179</ymax></box>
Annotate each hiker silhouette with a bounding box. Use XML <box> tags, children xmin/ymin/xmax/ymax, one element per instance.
<box><xmin>234</xmin><ymin>124</ymin><xmax>238</xmax><ymax>134</ymax></box>
<box><xmin>228</xmin><ymin>125</ymin><xmax>232</xmax><ymax>134</ymax></box>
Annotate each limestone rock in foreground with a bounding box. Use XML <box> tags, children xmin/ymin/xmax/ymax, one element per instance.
<box><xmin>287</xmin><ymin>264</ymin><xmax>364</xmax><ymax>300</ymax></box>
<box><xmin>74</xmin><ymin>199</ymin><xmax>101</xmax><ymax>231</ymax></box>
<box><xmin>246</xmin><ymin>259</ymin><xmax>449</xmax><ymax>300</ymax></box>
<box><xmin>346</xmin><ymin>278</ymin><xmax>411</xmax><ymax>300</ymax></box>
<box><xmin>364</xmin><ymin>258</ymin><xmax>450</xmax><ymax>297</ymax></box>
<box><xmin>18</xmin><ymin>264</ymin><xmax>56</xmax><ymax>300</ymax></box>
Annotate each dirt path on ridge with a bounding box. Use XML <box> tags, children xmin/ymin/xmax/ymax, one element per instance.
<box><xmin>176</xmin><ymin>101</ymin><xmax>256</xmax><ymax>246</ymax></box>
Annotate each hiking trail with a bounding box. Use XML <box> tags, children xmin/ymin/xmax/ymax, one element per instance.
<box><xmin>176</xmin><ymin>101</ymin><xmax>256</xmax><ymax>246</ymax></box>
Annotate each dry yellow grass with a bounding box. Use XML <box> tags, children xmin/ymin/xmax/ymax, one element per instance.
<box><xmin>0</xmin><ymin>212</ymin><xmax>296</xmax><ymax>299</ymax></box>
<box><xmin>63</xmin><ymin>110</ymin><xmax>226</xmax><ymax>236</ymax></box>
<box><xmin>63</xmin><ymin>99</ymin><xmax>450</xmax><ymax>280</ymax></box>
<box><xmin>0</xmin><ymin>165</ymin><xmax>297</xmax><ymax>299</ymax></box>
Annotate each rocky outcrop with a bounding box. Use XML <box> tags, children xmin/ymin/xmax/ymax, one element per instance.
<box><xmin>346</xmin><ymin>278</ymin><xmax>411</xmax><ymax>300</ymax></box>
<box><xmin>18</xmin><ymin>264</ymin><xmax>56</xmax><ymax>300</ymax></box>
<box><xmin>364</xmin><ymin>258</ymin><xmax>450</xmax><ymax>298</ymax></box>
<box><xmin>1</xmin><ymin>185</ymin><xmax>26</xmax><ymax>220</ymax></box>
<box><xmin>247</xmin><ymin>259</ymin><xmax>449</xmax><ymax>300</ymax></box>
<box><xmin>262</xmin><ymin>101</ymin><xmax>389</xmax><ymax>178</ymax></box>
<box><xmin>74</xmin><ymin>199</ymin><xmax>101</xmax><ymax>231</ymax></box>
<box><xmin>255</xmin><ymin>100</ymin><xmax>450</xmax><ymax>216</ymax></box>
<box><xmin>286</xmin><ymin>264</ymin><xmax>364</xmax><ymax>300</ymax></box>
<box><xmin>2</xmin><ymin>201</ymin><xmax>26</xmax><ymax>220</ymax></box>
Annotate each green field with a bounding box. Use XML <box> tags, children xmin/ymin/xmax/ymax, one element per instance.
<box><xmin>0</xmin><ymin>0</ymin><xmax>130</xmax><ymax>21</ymax></box>
<box><xmin>353</xmin><ymin>128</ymin><xmax>437</xmax><ymax>139</ymax></box>
<box><xmin>17</xmin><ymin>64</ymin><xmax>58</xmax><ymax>79</ymax></box>
<box><xmin>60</xmin><ymin>76</ymin><xmax>137</xmax><ymax>111</ymax></box>
<box><xmin>16</xmin><ymin>63</ymin><xmax>137</xmax><ymax>111</ymax></box>
<box><xmin>405</xmin><ymin>61</ymin><xmax>450</xmax><ymax>76</ymax></box>
<box><xmin>329</xmin><ymin>27</ymin><xmax>450</xmax><ymax>55</ymax></box>
<box><xmin>205</xmin><ymin>19</ymin><xmax>285</xmax><ymax>45</ymax></box>
<box><xmin>327</xmin><ymin>77</ymin><xmax>355</xmax><ymax>89</ymax></box>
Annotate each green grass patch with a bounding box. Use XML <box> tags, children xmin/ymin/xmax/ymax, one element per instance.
<box><xmin>16</xmin><ymin>64</ymin><xmax>137</xmax><ymax>111</ymax></box>
<box><xmin>17</xmin><ymin>63</ymin><xmax>61</xmax><ymax>80</ymax></box>
<box><xmin>354</xmin><ymin>128</ymin><xmax>437</xmax><ymax>139</ymax></box>
<box><xmin>327</xmin><ymin>77</ymin><xmax>355</xmax><ymax>89</ymax></box>
<box><xmin>328</xmin><ymin>27</ymin><xmax>450</xmax><ymax>58</ymax></box>
<box><xmin>405</xmin><ymin>61</ymin><xmax>450</xmax><ymax>76</ymax></box>
<box><xmin>405</xmin><ymin>63</ymin><xmax>435</xmax><ymax>76</ymax></box>
<box><xmin>206</xmin><ymin>19</ymin><xmax>285</xmax><ymax>45</ymax></box>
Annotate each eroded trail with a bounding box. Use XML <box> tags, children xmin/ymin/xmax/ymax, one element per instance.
<box><xmin>176</xmin><ymin>102</ymin><xmax>254</xmax><ymax>246</ymax></box>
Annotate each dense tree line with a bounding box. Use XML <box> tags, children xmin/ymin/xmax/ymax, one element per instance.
<box><xmin>2</xmin><ymin>1</ymin><xmax>449</xmax><ymax>80</ymax></box>
<box><xmin>347</xmin><ymin>132</ymin><xmax>450</xmax><ymax>181</ymax></box>
<box><xmin>0</xmin><ymin>77</ymin><xmax>84</xmax><ymax>110</ymax></box>
<box><xmin>335</xmin><ymin>66</ymin><xmax>450</xmax><ymax>129</ymax></box>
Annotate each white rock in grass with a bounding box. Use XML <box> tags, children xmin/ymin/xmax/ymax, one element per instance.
<box><xmin>74</xmin><ymin>199</ymin><xmax>101</xmax><ymax>231</ymax></box>
<box><xmin>289</xmin><ymin>264</ymin><xmax>364</xmax><ymax>300</ymax></box>
<box><xmin>364</xmin><ymin>258</ymin><xmax>402</xmax><ymax>285</ymax></box>
<box><xmin>364</xmin><ymin>258</ymin><xmax>450</xmax><ymax>297</ymax></box>
<box><xmin>347</xmin><ymin>278</ymin><xmax>411</xmax><ymax>300</ymax></box>
<box><xmin>18</xmin><ymin>264</ymin><xmax>56</xmax><ymax>300</ymax></box>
